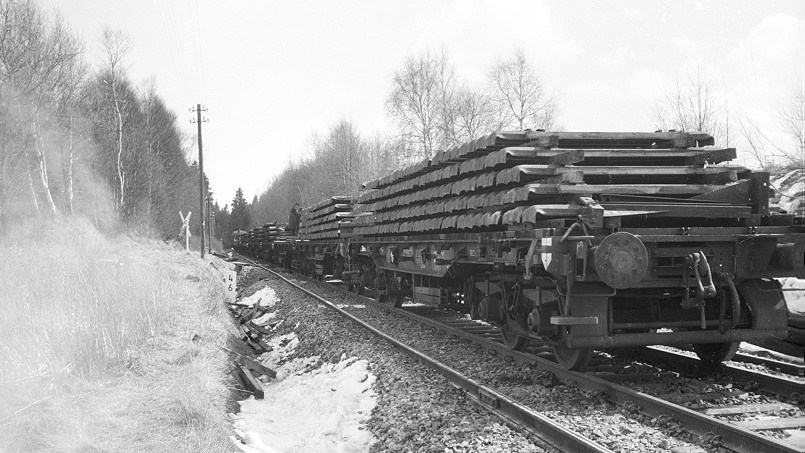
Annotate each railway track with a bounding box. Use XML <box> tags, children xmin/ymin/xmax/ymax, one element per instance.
<box><xmin>372</xmin><ymin>306</ymin><xmax>805</xmax><ymax>453</ymax></box>
<box><xmin>235</xmin><ymin>255</ymin><xmax>610</xmax><ymax>453</ymax></box>
<box><xmin>237</xmin><ymin>254</ymin><xmax>804</xmax><ymax>452</ymax></box>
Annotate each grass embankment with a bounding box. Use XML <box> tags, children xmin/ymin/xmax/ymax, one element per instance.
<box><xmin>0</xmin><ymin>219</ymin><xmax>238</xmax><ymax>452</ymax></box>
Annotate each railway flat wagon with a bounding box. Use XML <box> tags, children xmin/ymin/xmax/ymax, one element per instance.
<box><xmin>342</xmin><ymin>130</ymin><xmax>805</xmax><ymax>369</ymax></box>
<box><xmin>272</xmin><ymin>196</ymin><xmax>360</xmax><ymax>279</ymax></box>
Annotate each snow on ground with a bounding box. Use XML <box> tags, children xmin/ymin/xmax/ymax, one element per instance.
<box><xmin>779</xmin><ymin>278</ymin><xmax>805</xmax><ymax>316</ymax></box>
<box><xmin>252</xmin><ymin>311</ymin><xmax>277</xmax><ymax>326</ymax></box>
<box><xmin>240</xmin><ymin>287</ymin><xmax>280</xmax><ymax>309</ymax></box>
<box><xmin>234</xmin><ymin>356</ymin><xmax>377</xmax><ymax>453</ymax></box>
<box><xmin>232</xmin><ymin>286</ymin><xmax>377</xmax><ymax>453</ymax></box>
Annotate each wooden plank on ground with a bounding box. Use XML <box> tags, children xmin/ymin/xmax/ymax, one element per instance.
<box><xmin>237</xmin><ymin>365</ymin><xmax>265</xmax><ymax>399</ymax></box>
<box><xmin>246</xmin><ymin>321</ymin><xmax>272</xmax><ymax>336</ymax></box>
<box><xmin>236</xmin><ymin>355</ymin><xmax>277</xmax><ymax>379</ymax></box>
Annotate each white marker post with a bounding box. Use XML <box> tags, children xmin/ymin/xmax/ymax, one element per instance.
<box><xmin>223</xmin><ymin>268</ymin><xmax>237</xmax><ymax>303</ymax></box>
<box><xmin>180</xmin><ymin>211</ymin><xmax>192</xmax><ymax>251</ymax></box>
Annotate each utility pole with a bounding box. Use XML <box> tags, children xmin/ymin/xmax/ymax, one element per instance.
<box><xmin>191</xmin><ymin>104</ymin><xmax>208</xmax><ymax>259</ymax></box>
<box><xmin>207</xmin><ymin>195</ymin><xmax>212</xmax><ymax>254</ymax></box>
<box><xmin>209</xmin><ymin>207</ymin><xmax>215</xmax><ymax>253</ymax></box>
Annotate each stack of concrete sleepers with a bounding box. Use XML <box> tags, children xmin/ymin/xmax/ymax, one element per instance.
<box><xmin>352</xmin><ymin>130</ymin><xmax>755</xmax><ymax>236</ymax></box>
<box><xmin>298</xmin><ymin>196</ymin><xmax>358</xmax><ymax>241</ymax></box>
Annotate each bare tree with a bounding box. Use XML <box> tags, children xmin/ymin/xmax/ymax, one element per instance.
<box><xmin>433</xmin><ymin>49</ymin><xmax>459</xmax><ymax>149</ymax></box>
<box><xmin>333</xmin><ymin>121</ymin><xmax>364</xmax><ymax>195</ymax></box>
<box><xmin>454</xmin><ymin>87</ymin><xmax>496</xmax><ymax>143</ymax></box>
<box><xmin>0</xmin><ymin>1</ymin><xmax>84</xmax><ymax>219</ymax></box>
<box><xmin>738</xmin><ymin>84</ymin><xmax>805</xmax><ymax>171</ymax></box>
<box><xmin>652</xmin><ymin>68</ymin><xmax>726</xmax><ymax>144</ymax></box>
<box><xmin>314</xmin><ymin>120</ymin><xmax>364</xmax><ymax>196</ymax></box>
<box><xmin>100</xmin><ymin>27</ymin><xmax>131</xmax><ymax>216</ymax></box>
<box><xmin>737</xmin><ymin>114</ymin><xmax>779</xmax><ymax>171</ymax></box>
<box><xmin>488</xmin><ymin>48</ymin><xmax>556</xmax><ymax>130</ymax></box>
<box><xmin>53</xmin><ymin>21</ymin><xmax>89</xmax><ymax>215</ymax></box>
<box><xmin>387</xmin><ymin>49</ymin><xmax>454</xmax><ymax>158</ymax></box>
<box><xmin>364</xmin><ymin>134</ymin><xmax>408</xmax><ymax>182</ymax></box>
<box><xmin>780</xmin><ymin>85</ymin><xmax>805</xmax><ymax>160</ymax></box>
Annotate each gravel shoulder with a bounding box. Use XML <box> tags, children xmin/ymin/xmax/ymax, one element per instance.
<box><xmin>237</xmin><ymin>268</ymin><xmax>549</xmax><ymax>452</ymax></box>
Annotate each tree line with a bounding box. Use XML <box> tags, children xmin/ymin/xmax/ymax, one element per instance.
<box><xmin>225</xmin><ymin>47</ymin><xmax>558</xmax><ymax>245</ymax></box>
<box><xmin>232</xmin><ymin>48</ymin><xmax>803</xmax><ymax>244</ymax></box>
<box><xmin>0</xmin><ymin>0</ymin><xmax>205</xmax><ymax>238</ymax></box>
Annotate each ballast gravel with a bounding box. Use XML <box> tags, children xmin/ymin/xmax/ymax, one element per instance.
<box><xmin>239</xmin><ymin>265</ymin><xmax>778</xmax><ymax>452</ymax></box>
<box><xmin>297</xmin><ymin>277</ymin><xmax>719</xmax><ymax>453</ymax></box>
<box><xmin>238</xmin><ymin>267</ymin><xmax>548</xmax><ymax>452</ymax></box>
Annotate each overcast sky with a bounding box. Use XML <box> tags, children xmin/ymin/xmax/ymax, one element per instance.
<box><xmin>41</xmin><ymin>0</ymin><xmax>805</xmax><ymax>206</ymax></box>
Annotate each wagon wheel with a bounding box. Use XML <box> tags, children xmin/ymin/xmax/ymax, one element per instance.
<box><xmin>386</xmin><ymin>272</ymin><xmax>404</xmax><ymax>308</ymax></box>
<box><xmin>464</xmin><ymin>277</ymin><xmax>481</xmax><ymax>320</ymax></box>
<box><xmin>333</xmin><ymin>259</ymin><xmax>344</xmax><ymax>280</ymax></box>
<box><xmin>374</xmin><ymin>270</ymin><xmax>387</xmax><ymax>303</ymax></box>
<box><xmin>469</xmin><ymin>299</ymin><xmax>481</xmax><ymax>320</ymax></box>
<box><xmin>389</xmin><ymin>292</ymin><xmax>404</xmax><ymax>308</ymax></box>
<box><xmin>355</xmin><ymin>263</ymin><xmax>372</xmax><ymax>296</ymax></box>
<box><xmin>500</xmin><ymin>321</ymin><xmax>530</xmax><ymax>350</ymax></box>
<box><xmin>552</xmin><ymin>344</ymin><xmax>594</xmax><ymax>370</ymax></box>
<box><xmin>693</xmin><ymin>342</ymin><xmax>740</xmax><ymax>367</ymax></box>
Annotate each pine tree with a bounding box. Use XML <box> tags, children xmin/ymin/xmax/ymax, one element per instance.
<box><xmin>230</xmin><ymin>187</ymin><xmax>250</xmax><ymax>232</ymax></box>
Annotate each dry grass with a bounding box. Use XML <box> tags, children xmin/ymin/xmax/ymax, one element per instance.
<box><xmin>0</xmin><ymin>218</ymin><xmax>238</xmax><ymax>452</ymax></box>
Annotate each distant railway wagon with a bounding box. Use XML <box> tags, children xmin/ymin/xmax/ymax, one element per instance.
<box><xmin>235</xmin><ymin>130</ymin><xmax>805</xmax><ymax>370</ymax></box>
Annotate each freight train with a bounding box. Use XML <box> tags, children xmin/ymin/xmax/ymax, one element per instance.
<box><xmin>234</xmin><ymin>130</ymin><xmax>805</xmax><ymax>370</ymax></box>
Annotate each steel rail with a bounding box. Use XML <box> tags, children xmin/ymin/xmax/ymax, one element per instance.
<box><xmin>240</xmin><ymin>255</ymin><xmax>801</xmax><ymax>453</ymax></box>
<box><xmin>358</xmin><ymin>296</ymin><xmax>801</xmax><ymax>453</ymax></box>
<box><xmin>635</xmin><ymin>347</ymin><xmax>804</xmax><ymax>397</ymax></box>
<box><xmin>732</xmin><ymin>351</ymin><xmax>804</xmax><ymax>377</ymax></box>
<box><xmin>240</xmin><ymin>256</ymin><xmax>612</xmax><ymax>453</ymax></box>
<box><xmin>638</xmin><ymin>344</ymin><xmax>805</xmax><ymax>378</ymax></box>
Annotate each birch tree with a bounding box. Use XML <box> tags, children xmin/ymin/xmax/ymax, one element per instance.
<box><xmin>100</xmin><ymin>27</ymin><xmax>131</xmax><ymax>216</ymax></box>
<box><xmin>651</xmin><ymin>68</ymin><xmax>726</xmax><ymax>144</ymax></box>
<box><xmin>488</xmin><ymin>48</ymin><xmax>556</xmax><ymax>130</ymax></box>
<box><xmin>454</xmin><ymin>87</ymin><xmax>496</xmax><ymax>143</ymax></box>
<box><xmin>387</xmin><ymin>49</ymin><xmax>455</xmax><ymax>158</ymax></box>
<box><xmin>0</xmin><ymin>0</ymin><xmax>85</xmax><ymax>219</ymax></box>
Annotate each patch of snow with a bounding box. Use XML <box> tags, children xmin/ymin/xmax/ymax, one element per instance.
<box><xmin>252</xmin><ymin>311</ymin><xmax>277</xmax><ymax>326</ymax></box>
<box><xmin>336</xmin><ymin>304</ymin><xmax>365</xmax><ymax>309</ymax></box>
<box><xmin>232</xmin><ymin>429</ymin><xmax>280</xmax><ymax>453</ymax></box>
<box><xmin>240</xmin><ymin>287</ymin><xmax>280</xmax><ymax>309</ymax></box>
<box><xmin>234</xmin><ymin>355</ymin><xmax>377</xmax><ymax>453</ymax></box>
<box><xmin>779</xmin><ymin>278</ymin><xmax>805</xmax><ymax>316</ymax></box>
<box><xmin>738</xmin><ymin>342</ymin><xmax>804</xmax><ymax>363</ymax></box>
<box><xmin>772</xmin><ymin>169</ymin><xmax>800</xmax><ymax>189</ymax></box>
<box><xmin>771</xmin><ymin>169</ymin><xmax>805</xmax><ymax>216</ymax></box>
<box><xmin>258</xmin><ymin>333</ymin><xmax>300</xmax><ymax>369</ymax></box>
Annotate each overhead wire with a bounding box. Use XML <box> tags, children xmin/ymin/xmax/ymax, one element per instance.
<box><xmin>193</xmin><ymin>0</ymin><xmax>208</xmax><ymax>104</ymax></box>
<box><xmin>153</xmin><ymin>0</ymin><xmax>193</xmax><ymax>94</ymax></box>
